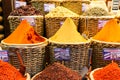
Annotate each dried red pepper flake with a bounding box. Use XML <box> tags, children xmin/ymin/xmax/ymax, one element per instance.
<box><xmin>34</xmin><ymin>62</ymin><xmax>81</xmax><ymax>80</ymax></box>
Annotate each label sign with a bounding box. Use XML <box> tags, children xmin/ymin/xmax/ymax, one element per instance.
<box><xmin>98</xmin><ymin>20</ymin><xmax>108</xmax><ymax>31</ymax></box>
<box><xmin>54</xmin><ymin>48</ymin><xmax>70</xmax><ymax>61</ymax></box>
<box><xmin>82</xmin><ymin>3</ymin><xmax>89</xmax><ymax>12</ymax></box>
<box><xmin>103</xmin><ymin>48</ymin><xmax>120</xmax><ymax>60</ymax></box>
<box><xmin>15</xmin><ymin>1</ymin><xmax>26</xmax><ymax>8</ymax></box>
<box><xmin>20</xmin><ymin>17</ymin><xmax>36</xmax><ymax>27</ymax></box>
<box><xmin>111</xmin><ymin>0</ymin><xmax>119</xmax><ymax>13</ymax></box>
<box><xmin>60</xmin><ymin>21</ymin><xmax>64</xmax><ymax>26</ymax></box>
<box><xmin>0</xmin><ymin>50</ymin><xmax>8</xmax><ymax>62</ymax></box>
<box><xmin>44</xmin><ymin>4</ymin><xmax>55</xmax><ymax>12</ymax></box>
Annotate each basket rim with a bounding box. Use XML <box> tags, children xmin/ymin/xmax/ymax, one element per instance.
<box><xmin>25</xmin><ymin>73</ymin><xmax>31</xmax><ymax>80</ymax></box>
<box><xmin>31</xmin><ymin>0</ymin><xmax>63</xmax><ymax>2</ymax></box>
<box><xmin>89</xmin><ymin>68</ymin><xmax>102</xmax><ymax>80</ymax></box>
<box><xmin>1</xmin><ymin>38</ymin><xmax>48</xmax><ymax>47</ymax></box>
<box><xmin>48</xmin><ymin>39</ymin><xmax>90</xmax><ymax>44</ymax></box>
<box><xmin>79</xmin><ymin>15</ymin><xmax>115</xmax><ymax>18</ymax></box>
<box><xmin>45</xmin><ymin>16</ymin><xmax>80</xmax><ymax>18</ymax></box>
<box><xmin>31</xmin><ymin>72</ymin><xmax>42</xmax><ymax>80</ymax></box>
<box><xmin>91</xmin><ymin>38</ymin><xmax>120</xmax><ymax>45</ymax></box>
<box><xmin>80</xmin><ymin>15</ymin><xmax>115</xmax><ymax>18</ymax></box>
<box><xmin>8</xmin><ymin>15</ymin><xmax>43</xmax><ymax>18</ymax></box>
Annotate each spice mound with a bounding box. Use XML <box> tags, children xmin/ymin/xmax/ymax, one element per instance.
<box><xmin>10</xmin><ymin>5</ymin><xmax>42</xmax><ymax>16</ymax></box>
<box><xmin>45</xmin><ymin>6</ymin><xmax>79</xmax><ymax>17</ymax></box>
<box><xmin>92</xmin><ymin>62</ymin><xmax>120</xmax><ymax>80</ymax></box>
<box><xmin>82</xmin><ymin>7</ymin><xmax>109</xmax><ymax>16</ymax></box>
<box><xmin>0</xmin><ymin>60</ymin><xmax>26</xmax><ymax>80</ymax></box>
<box><xmin>93</xmin><ymin>19</ymin><xmax>120</xmax><ymax>42</ymax></box>
<box><xmin>3</xmin><ymin>20</ymin><xmax>46</xmax><ymax>44</ymax></box>
<box><xmin>49</xmin><ymin>18</ymin><xmax>87</xmax><ymax>43</ymax></box>
<box><xmin>33</xmin><ymin>62</ymin><xmax>81</xmax><ymax>80</ymax></box>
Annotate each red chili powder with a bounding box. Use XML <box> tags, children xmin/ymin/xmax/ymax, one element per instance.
<box><xmin>0</xmin><ymin>60</ymin><xmax>26</xmax><ymax>80</ymax></box>
<box><xmin>93</xmin><ymin>62</ymin><xmax>120</xmax><ymax>80</ymax></box>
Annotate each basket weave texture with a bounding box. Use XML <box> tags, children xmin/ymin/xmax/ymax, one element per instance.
<box><xmin>91</xmin><ymin>39</ymin><xmax>120</xmax><ymax>69</ymax></box>
<box><xmin>45</xmin><ymin>17</ymin><xmax>79</xmax><ymax>38</ymax></box>
<box><xmin>48</xmin><ymin>41</ymin><xmax>90</xmax><ymax>73</ymax></box>
<box><xmin>1</xmin><ymin>41</ymin><xmax>48</xmax><ymax>76</ymax></box>
<box><xmin>79</xmin><ymin>16</ymin><xmax>114</xmax><ymax>38</ymax></box>
<box><xmin>8</xmin><ymin>16</ymin><xmax>44</xmax><ymax>36</ymax></box>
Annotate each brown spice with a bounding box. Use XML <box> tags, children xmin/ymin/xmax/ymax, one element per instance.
<box><xmin>34</xmin><ymin>62</ymin><xmax>81</xmax><ymax>80</ymax></box>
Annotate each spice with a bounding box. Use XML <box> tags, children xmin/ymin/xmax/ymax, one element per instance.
<box><xmin>3</xmin><ymin>20</ymin><xmax>45</xmax><ymax>44</ymax></box>
<box><xmin>82</xmin><ymin>7</ymin><xmax>109</xmax><ymax>16</ymax></box>
<box><xmin>49</xmin><ymin>18</ymin><xmax>87</xmax><ymax>43</ymax></box>
<box><xmin>93</xmin><ymin>62</ymin><xmax>120</xmax><ymax>80</ymax></box>
<box><xmin>10</xmin><ymin>5</ymin><xmax>42</xmax><ymax>16</ymax></box>
<box><xmin>45</xmin><ymin>6</ymin><xmax>79</xmax><ymax>17</ymax></box>
<box><xmin>93</xmin><ymin>19</ymin><xmax>120</xmax><ymax>42</ymax></box>
<box><xmin>0</xmin><ymin>60</ymin><xmax>26</xmax><ymax>80</ymax></box>
<box><xmin>33</xmin><ymin>62</ymin><xmax>81</xmax><ymax>80</ymax></box>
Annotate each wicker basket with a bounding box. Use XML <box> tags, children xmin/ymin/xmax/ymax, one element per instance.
<box><xmin>1</xmin><ymin>39</ymin><xmax>48</xmax><ymax>76</ymax></box>
<box><xmin>31</xmin><ymin>0</ymin><xmax>61</xmax><ymax>15</ymax></box>
<box><xmin>79</xmin><ymin>16</ymin><xmax>114</xmax><ymax>38</ymax></box>
<box><xmin>45</xmin><ymin>17</ymin><xmax>79</xmax><ymax>38</ymax></box>
<box><xmin>61</xmin><ymin>0</ymin><xmax>82</xmax><ymax>15</ymax></box>
<box><xmin>31</xmin><ymin>72</ymin><xmax>42</xmax><ymax>80</ymax></box>
<box><xmin>8</xmin><ymin>16</ymin><xmax>44</xmax><ymax>36</ymax></box>
<box><xmin>48</xmin><ymin>40</ymin><xmax>90</xmax><ymax>73</ymax></box>
<box><xmin>91</xmin><ymin>38</ymin><xmax>120</xmax><ymax>69</ymax></box>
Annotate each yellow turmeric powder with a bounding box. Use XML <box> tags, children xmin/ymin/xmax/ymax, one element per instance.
<box><xmin>49</xmin><ymin>18</ymin><xmax>87</xmax><ymax>43</ymax></box>
<box><xmin>3</xmin><ymin>20</ymin><xmax>45</xmax><ymax>44</ymax></box>
<box><xmin>93</xmin><ymin>19</ymin><xmax>120</xmax><ymax>42</ymax></box>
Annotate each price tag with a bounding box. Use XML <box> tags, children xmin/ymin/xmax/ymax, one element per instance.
<box><xmin>111</xmin><ymin>0</ymin><xmax>119</xmax><ymax>13</ymax></box>
<box><xmin>82</xmin><ymin>3</ymin><xmax>89</xmax><ymax>12</ymax></box>
<box><xmin>60</xmin><ymin>21</ymin><xmax>64</xmax><ymax>26</ymax></box>
<box><xmin>44</xmin><ymin>4</ymin><xmax>55</xmax><ymax>12</ymax></box>
<box><xmin>98</xmin><ymin>20</ymin><xmax>108</xmax><ymax>31</ymax></box>
<box><xmin>103</xmin><ymin>48</ymin><xmax>120</xmax><ymax>60</ymax></box>
<box><xmin>54</xmin><ymin>48</ymin><xmax>70</xmax><ymax>61</ymax></box>
<box><xmin>15</xmin><ymin>1</ymin><xmax>26</xmax><ymax>8</ymax></box>
<box><xmin>20</xmin><ymin>17</ymin><xmax>36</xmax><ymax>27</ymax></box>
<box><xmin>0</xmin><ymin>50</ymin><xmax>8</xmax><ymax>62</ymax></box>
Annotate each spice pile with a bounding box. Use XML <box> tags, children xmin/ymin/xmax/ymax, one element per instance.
<box><xmin>49</xmin><ymin>18</ymin><xmax>87</xmax><ymax>43</ymax></box>
<box><xmin>33</xmin><ymin>62</ymin><xmax>81</xmax><ymax>80</ymax></box>
<box><xmin>10</xmin><ymin>5</ymin><xmax>42</xmax><ymax>16</ymax></box>
<box><xmin>93</xmin><ymin>62</ymin><xmax>120</xmax><ymax>80</ymax></box>
<box><xmin>82</xmin><ymin>7</ymin><xmax>109</xmax><ymax>16</ymax></box>
<box><xmin>0</xmin><ymin>60</ymin><xmax>26</xmax><ymax>80</ymax></box>
<box><xmin>3</xmin><ymin>20</ymin><xmax>45</xmax><ymax>44</ymax></box>
<box><xmin>93</xmin><ymin>19</ymin><xmax>120</xmax><ymax>42</ymax></box>
<box><xmin>45</xmin><ymin>6</ymin><xmax>79</xmax><ymax>17</ymax></box>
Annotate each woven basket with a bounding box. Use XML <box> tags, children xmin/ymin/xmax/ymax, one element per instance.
<box><xmin>8</xmin><ymin>16</ymin><xmax>44</xmax><ymax>36</ymax></box>
<box><xmin>48</xmin><ymin>40</ymin><xmax>90</xmax><ymax>73</ymax></box>
<box><xmin>45</xmin><ymin>17</ymin><xmax>79</xmax><ymax>38</ymax></box>
<box><xmin>31</xmin><ymin>0</ymin><xmax>61</xmax><ymax>15</ymax></box>
<box><xmin>31</xmin><ymin>72</ymin><xmax>42</xmax><ymax>80</ymax></box>
<box><xmin>79</xmin><ymin>16</ymin><xmax>114</xmax><ymax>38</ymax></box>
<box><xmin>91</xmin><ymin>38</ymin><xmax>120</xmax><ymax>69</ymax></box>
<box><xmin>1</xmin><ymin>39</ymin><xmax>48</xmax><ymax>76</ymax></box>
<box><xmin>61</xmin><ymin>0</ymin><xmax>82</xmax><ymax>15</ymax></box>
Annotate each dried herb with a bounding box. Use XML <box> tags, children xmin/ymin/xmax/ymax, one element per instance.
<box><xmin>82</xmin><ymin>7</ymin><xmax>109</xmax><ymax>16</ymax></box>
